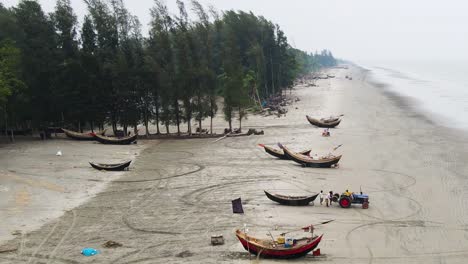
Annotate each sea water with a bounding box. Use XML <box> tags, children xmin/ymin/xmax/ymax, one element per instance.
<box><xmin>359</xmin><ymin>59</ymin><xmax>468</xmax><ymax>130</ymax></box>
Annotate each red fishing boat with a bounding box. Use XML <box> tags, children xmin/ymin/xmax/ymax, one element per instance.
<box><xmin>235</xmin><ymin>229</ymin><xmax>323</xmax><ymax>259</ymax></box>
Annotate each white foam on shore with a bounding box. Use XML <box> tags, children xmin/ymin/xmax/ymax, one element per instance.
<box><xmin>358</xmin><ymin>60</ymin><xmax>468</xmax><ymax>130</ymax></box>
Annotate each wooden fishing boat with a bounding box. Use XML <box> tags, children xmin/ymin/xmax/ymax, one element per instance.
<box><xmin>62</xmin><ymin>128</ymin><xmax>105</xmax><ymax>140</ymax></box>
<box><xmin>306</xmin><ymin>115</ymin><xmax>341</xmax><ymax>128</ymax></box>
<box><xmin>89</xmin><ymin>160</ymin><xmax>132</xmax><ymax>171</ymax></box>
<box><xmin>264</xmin><ymin>190</ymin><xmax>318</xmax><ymax>206</ymax></box>
<box><xmin>281</xmin><ymin>145</ymin><xmax>341</xmax><ymax>168</ymax></box>
<box><xmin>93</xmin><ymin>133</ymin><xmax>137</xmax><ymax>145</ymax></box>
<box><xmin>259</xmin><ymin>144</ymin><xmax>311</xmax><ymax>160</ymax></box>
<box><xmin>235</xmin><ymin>229</ymin><xmax>323</xmax><ymax>259</ymax></box>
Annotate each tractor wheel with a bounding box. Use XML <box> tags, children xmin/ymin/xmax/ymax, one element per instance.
<box><xmin>362</xmin><ymin>201</ymin><xmax>369</xmax><ymax>209</ymax></box>
<box><xmin>331</xmin><ymin>194</ymin><xmax>339</xmax><ymax>203</ymax></box>
<box><xmin>339</xmin><ymin>196</ymin><xmax>352</xmax><ymax>208</ymax></box>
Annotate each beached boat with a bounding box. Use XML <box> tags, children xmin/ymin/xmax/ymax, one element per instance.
<box><xmin>264</xmin><ymin>190</ymin><xmax>318</xmax><ymax>206</ymax></box>
<box><xmin>93</xmin><ymin>133</ymin><xmax>137</xmax><ymax>145</ymax></box>
<box><xmin>235</xmin><ymin>229</ymin><xmax>323</xmax><ymax>259</ymax></box>
<box><xmin>89</xmin><ymin>160</ymin><xmax>132</xmax><ymax>171</ymax></box>
<box><xmin>259</xmin><ymin>144</ymin><xmax>311</xmax><ymax>160</ymax></box>
<box><xmin>62</xmin><ymin>128</ymin><xmax>106</xmax><ymax>140</ymax></box>
<box><xmin>280</xmin><ymin>145</ymin><xmax>341</xmax><ymax>168</ymax></box>
<box><xmin>306</xmin><ymin>115</ymin><xmax>341</xmax><ymax>128</ymax></box>
<box><xmin>226</xmin><ymin>129</ymin><xmax>264</xmax><ymax>138</ymax></box>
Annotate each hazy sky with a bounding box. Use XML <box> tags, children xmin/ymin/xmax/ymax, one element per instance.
<box><xmin>4</xmin><ymin>0</ymin><xmax>468</xmax><ymax>62</ymax></box>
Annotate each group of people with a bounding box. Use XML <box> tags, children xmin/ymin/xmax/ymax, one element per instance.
<box><xmin>319</xmin><ymin>190</ymin><xmax>335</xmax><ymax>207</ymax></box>
<box><xmin>322</xmin><ymin>128</ymin><xmax>330</xmax><ymax>137</ymax></box>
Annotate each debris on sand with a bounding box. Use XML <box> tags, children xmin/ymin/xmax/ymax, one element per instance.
<box><xmin>222</xmin><ymin>128</ymin><xmax>264</xmax><ymax>136</ymax></box>
<box><xmin>81</xmin><ymin>248</ymin><xmax>99</xmax><ymax>256</ymax></box>
<box><xmin>103</xmin><ymin>240</ymin><xmax>123</xmax><ymax>248</ymax></box>
<box><xmin>0</xmin><ymin>245</ymin><xmax>17</xmax><ymax>254</ymax></box>
<box><xmin>175</xmin><ymin>250</ymin><xmax>193</xmax><ymax>258</ymax></box>
<box><xmin>211</xmin><ymin>235</ymin><xmax>224</xmax><ymax>246</ymax></box>
<box><xmin>247</xmin><ymin>129</ymin><xmax>264</xmax><ymax>135</ymax></box>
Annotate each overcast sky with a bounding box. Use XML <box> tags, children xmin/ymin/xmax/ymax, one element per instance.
<box><xmin>4</xmin><ymin>0</ymin><xmax>468</xmax><ymax>62</ymax></box>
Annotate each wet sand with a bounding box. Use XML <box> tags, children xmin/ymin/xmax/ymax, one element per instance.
<box><xmin>1</xmin><ymin>65</ymin><xmax>468</xmax><ymax>263</ymax></box>
<box><xmin>0</xmin><ymin>139</ymin><xmax>146</xmax><ymax>243</ymax></box>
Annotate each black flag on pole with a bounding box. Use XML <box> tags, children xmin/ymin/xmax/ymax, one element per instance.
<box><xmin>232</xmin><ymin>198</ymin><xmax>244</xmax><ymax>214</ymax></box>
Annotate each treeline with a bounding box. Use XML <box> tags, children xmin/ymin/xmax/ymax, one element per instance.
<box><xmin>0</xmin><ymin>0</ymin><xmax>336</xmax><ymax>136</ymax></box>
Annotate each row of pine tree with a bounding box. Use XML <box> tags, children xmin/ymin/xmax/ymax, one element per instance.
<box><xmin>0</xmin><ymin>0</ymin><xmax>336</xmax><ymax>136</ymax></box>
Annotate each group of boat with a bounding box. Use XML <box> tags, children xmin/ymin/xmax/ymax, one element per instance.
<box><xmin>62</xmin><ymin>128</ymin><xmax>137</xmax><ymax>145</ymax></box>
<box><xmin>238</xmin><ymin>114</ymin><xmax>343</xmax><ymax>259</ymax></box>
<box><xmin>260</xmin><ymin>143</ymin><xmax>342</xmax><ymax>168</ymax></box>
<box><xmin>61</xmin><ymin>128</ymin><xmax>136</xmax><ymax>172</ymax></box>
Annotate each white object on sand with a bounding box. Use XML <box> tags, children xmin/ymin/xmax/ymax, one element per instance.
<box><xmin>56</xmin><ymin>150</ymin><xmax>62</xmax><ymax>156</ymax></box>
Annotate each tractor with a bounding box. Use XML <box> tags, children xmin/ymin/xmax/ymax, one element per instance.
<box><xmin>332</xmin><ymin>192</ymin><xmax>369</xmax><ymax>209</ymax></box>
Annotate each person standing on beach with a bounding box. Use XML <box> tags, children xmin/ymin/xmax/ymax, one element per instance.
<box><xmin>329</xmin><ymin>191</ymin><xmax>334</xmax><ymax>206</ymax></box>
<box><xmin>324</xmin><ymin>192</ymin><xmax>330</xmax><ymax>207</ymax></box>
<box><xmin>319</xmin><ymin>190</ymin><xmax>324</xmax><ymax>205</ymax></box>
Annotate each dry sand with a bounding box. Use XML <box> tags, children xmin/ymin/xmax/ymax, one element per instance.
<box><xmin>1</xmin><ymin>65</ymin><xmax>468</xmax><ymax>263</ymax></box>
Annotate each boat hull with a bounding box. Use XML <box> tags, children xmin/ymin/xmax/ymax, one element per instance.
<box><xmin>62</xmin><ymin>128</ymin><xmax>94</xmax><ymax>140</ymax></box>
<box><xmin>282</xmin><ymin>145</ymin><xmax>341</xmax><ymax>168</ymax></box>
<box><xmin>236</xmin><ymin>231</ymin><xmax>322</xmax><ymax>259</ymax></box>
<box><xmin>264</xmin><ymin>191</ymin><xmax>318</xmax><ymax>206</ymax></box>
<box><xmin>94</xmin><ymin>134</ymin><xmax>137</xmax><ymax>145</ymax></box>
<box><xmin>89</xmin><ymin>160</ymin><xmax>131</xmax><ymax>171</ymax></box>
<box><xmin>306</xmin><ymin>116</ymin><xmax>341</xmax><ymax>128</ymax></box>
<box><xmin>263</xmin><ymin>145</ymin><xmax>311</xmax><ymax>160</ymax></box>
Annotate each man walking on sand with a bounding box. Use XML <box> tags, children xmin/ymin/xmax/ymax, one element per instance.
<box><xmin>319</xmin><ymin>190</ymin><xmax>324</xmax><ymax>205</ymax></box>
<box><xmin>324</xmin><ymin>192</ymin><xmax>330</xmax><ymax>207</ymax></box>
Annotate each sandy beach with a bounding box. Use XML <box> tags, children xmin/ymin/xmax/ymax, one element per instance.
<box><xmin>1</xmin><ymin>64</ymin><xmax>468</xmax><ymax>263</ymax></box>
<box><xmin>0</xmin><ymin>139</ymin><xmax>146</xmax><ymax>243</ymax></box>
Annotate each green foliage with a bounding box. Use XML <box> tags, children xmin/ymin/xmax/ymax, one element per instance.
<box><xmin>0</xmin><ymin>40</ymin><xmax>24</xmax><ymax>106</ymax></box>
<box><xmin>0</xmin><ymin>0</ymin><xmax>336</xmax><ymax>134</ymax></box>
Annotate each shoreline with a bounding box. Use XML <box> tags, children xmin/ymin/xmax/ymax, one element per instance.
<box><xmin>1</xmin><ymin>65</ymin><xmax>468</xmax><ymax>263</ymax></box>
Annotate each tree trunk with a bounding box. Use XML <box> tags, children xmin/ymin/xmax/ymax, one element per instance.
<box><xmin>61</xmin><ymin>112</ymin><xmax>64</xmax><ymax>129</ymax></box>
<box><xmin>228</xmin><ymin>118</ymin><xmax>232</xmax><ymax>132</ymax></box>
<box><xmin>270</xmin><ymin>53</ymin><xmax>275</xmax><ymax>94</ymax></box>
<box><xmin>154</xmin><ymin>96</ymin><xmax>160</xmax><ymax>134</ymax></box>
<box><xmin>238</xmin><ymin>106</ymin><xmax>242</xmax><ymax>132</ymax></box>
<box><xmin>165</xmin><ymin>123</ymin><xmax>169</xmax><ymax>134</ymax></box>
<box><xmin>187</xmin><ymin>118</ymin><xmax>191</xmax><ymax>135</ymax></box>
<box><xmin>123</xmin><ymin>124</ymin><xmax>128</xmax><ymax>136</ymax></box>
<box><xmin>4</xmin><ymin>108</ymin><xmax>7</xmax><ymax>137</ymax></box>
<box><xmin>210</xmin><ymin>116</ymin><xmax>213</xmax><ymax>135</ymax></box>
<box><xmin>175</xmin><ymin>100</ymin><xmax>180</xmax><ymax>135</ymax></box>
<box><xmin>134</xmin><ymin>123</ymin><xmax>138</xmax><ymax>136</ymax></box>
<box><xmin>144</xmin><ymin>112</ymin><xmax>149</xmax><ymax>138</ymax></box>
<box><xmin>155</xmin><ymin>106</ymin><xmax>160</xmax><ymax>134</ymax></box>
<box><xmin>199</xmin><ymin>118</ymin><xmax>202</xmax><ymax>135</ymax></box>
<box><xmin>210</xmin><ymin>98</ymin><xmax>214</xmax><ymax>134</ymax></box>
<box><xmin>91</xmin><ymin>120</ymin><xmax>94</xmax><ymax>133</ymax></box>
<box><xmin>112</xmin><ymin>121</ymin><xmax>117</xmax><ymax>136</ymax></box>
<box><xmin>78</xmin><ymin>121</ymin><xmax>81</xmax><ymax>133</ymax></box>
